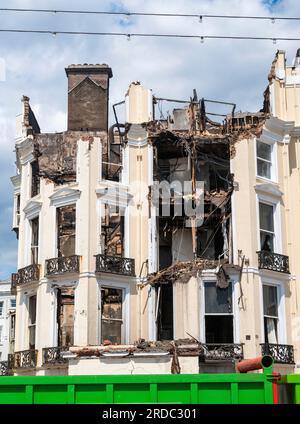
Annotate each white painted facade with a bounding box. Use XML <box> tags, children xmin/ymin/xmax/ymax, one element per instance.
<box><xmin>0</xmin><ymin>279</ymin><xmax>16</xmax><ymax>361</ymax></box>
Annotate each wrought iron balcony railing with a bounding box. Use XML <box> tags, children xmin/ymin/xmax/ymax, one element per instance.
<box><xmin>15</xmin><ymin>264</ymin><xmax>40</xmax><ymax>285</ymax></box>
<box><xmin>42</xmin><ymin>347</ymin><xmax>69</xmax><ymax>365</ymax></box>
<box><xmin>0</xmin><ymin>361</ymin><xmax>9</xmax><ymax>376</ymax></box>
<box><xmin>95</xmin><ymin>254</ymin><xmax>135</xmax><ymax>276</ymax></box>
<box><xmin>260</xmin><ymin>343</ymin><xmax>295</xmax><ymax>364</ymax></box>
<box><xmin>199</xmin><ymin>343</ymin><xmax>244</xmax><ymax>361</ymax></box>
<box><xmin>45</xmin><ymin>255</ymin><xmax>80</xmax><ymax>276</ymax></box>
<box><xmin>9</xmin><ymin>350</ymin><xmax>38</xmax><ymax>369</ymax></box>
<box><xmin>257</xmin><ymin>251</ymin><xmax>289</xmax><ymax>274</ymax></box>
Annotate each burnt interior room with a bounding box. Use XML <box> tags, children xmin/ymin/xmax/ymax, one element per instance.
<box><xmin>101</xmin><ymin>204</ymin><xmax>124</xmax><ymax>257</ymax></box>
<box><xmin>153</xmin><ymin>134</ymin><xmax>232</xmax><ymax>267</ymax></box>
<box><xmin>57</xmin><ymin>205</ymin><xmax>76</xmax><ymax>257</ymax></box>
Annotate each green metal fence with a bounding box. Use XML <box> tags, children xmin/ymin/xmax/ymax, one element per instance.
<box><xmin>0</xmin><ymin>368</ymin><xmax>274</xmax><ymax>404</ymax></box>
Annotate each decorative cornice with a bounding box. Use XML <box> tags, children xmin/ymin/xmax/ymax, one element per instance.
<box><xmin>10</xmin><ymin>174</ymin><xmax>21</xmax><ymax>190</ymax></box>
<box><xmin>23</xmin><ymin>199</ymin><xmax>42</xmax><ymax>220</ymax></box>
<box><xmin>49</xmin><ymin>186</ymin><xmax>81</xmax><ymax>207</ymax></box>
<box><xmin>263</xmin><ymin>116</ymin><xmax>294</xmax><ymax>140</ymax></box>
<box><xmin>96</xmin><ymin>180</ymin><xmax>132</xmax><ymax>208</ymax></box>
<box><xmin>254</xmin><ymin>182</ymin><xmax>283</xmax><ymax>198</ymax></box>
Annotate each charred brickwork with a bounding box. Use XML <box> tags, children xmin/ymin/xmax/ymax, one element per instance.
<box><xmin>66</xmin><ymin>64</ymin><xmax>112</xmax><ymax>132</ymax></box>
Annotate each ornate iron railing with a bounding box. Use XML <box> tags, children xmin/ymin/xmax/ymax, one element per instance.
<box><xmin>9</xmin><ymin>350</ymin><xmax>38</xmax><ymax>369</ymax></box>
<box><xmin>42</xmin><ymin>347</ymin><xmax>69</xmax><ymax>365</ymax></box>
<box><xmin>16</xmin><ymin>264</ymin><xmax>40</xmax><ymax>285</ymax></box>
<box><xmin>45</xmin><ymin>255</ymin><xmax>80</xmax><ymax>275</ymax></box>
<box><xmin>260</xmin><ymin>343</ymin><xmax>294</xmax><ymax>364</ymax></box>
<box><xmin>257</xmin><ymin>251</ymin><xmax>289</xmax><ymax>274</ymax></box>
<box><xmin>0</xmin><ymin>361</ymin><xmax>9</xmax><ymax>376</ymax></box>
<box><xmin>95</xmin><ymin>254</ymin><xmax>135</xmax><ymax>276</ymax></box>
<box><xmin>11</xmin><ymin>273</ymin><xmax>18</xmax><ymax>294</ymax></box>
<box><xmin>199</xmin><ymin>344</ymin><xmax>244</xmax><ymax>361</ymax></box>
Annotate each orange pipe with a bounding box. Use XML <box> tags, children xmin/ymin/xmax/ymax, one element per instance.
<box><xmin>236</xmin><ymin>355</ymin><xmax>273</xmax><ymax>373</ymax></box>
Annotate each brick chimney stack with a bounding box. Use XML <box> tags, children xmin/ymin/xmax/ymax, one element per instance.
<box><xmin>65</xmin><ymin>64</ymin><xmax>113</xmax><ymax>132</ymax></box>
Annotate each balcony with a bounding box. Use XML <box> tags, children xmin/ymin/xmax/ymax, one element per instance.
<box><xmin>8</xmin><ymin>349</ymin><xmax>38</xmax><ymax>369</ymax></box>
<box><xmin>0</xmin><ymin>361</ymin><xmax>9</xmax><ymax>376</ymax></box>
<box><xmin>199</xmin><ymin>343</ymin><xmax>244</xmax><ymax>361</ymax></box>
<box><xmin>95</xmin><ymin>254</ymin><xmax>135</xmax><ymax>276</ymax></box>
<box><xmin>42</xmin><ymin>347</ymin><xmax>68</xmax><ymax>365</ymax></box>
<box><xmin>257</xmin><ymin>251</ymin><xmax>289</xmax><ymax>274</ymax></box>
<box><xmin>260</xmin><ymin>343</ymin><xmax>295</xmax><ymax>365</ymax></box>
<box><xmin>14</xmin><ymin>264</ymin><xmax>40</xmax><ymax>286</ymax></box>
<box><xmin>45</xmin><ymin>255</ymin><xmax>80</xmax><ymax>276</ymax></box>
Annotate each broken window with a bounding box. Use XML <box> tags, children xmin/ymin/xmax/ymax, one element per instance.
<box><xmin>204</xmin><ymin>282</ymin><xmax>233</xmax><ymax>343</ymax></box>
<box><xmin>263</xmin><ymin>285</ymin><xmax>279</xmax><ymax>344</ymax></box>
<box><xmin>259</xmin><ymin>202</ymin><xmax>275</xmax><ymax>252</ymax></box>
<box><xmin>31</xmin><ymin>161</ymin><xmax>40</xmax><ymax>197</ymax></box>
<box><xmin>101</xmin><ymin>287</ymin><xmax>123</xmax><ymax>344</ymax></box>
<box><xmin>156</xmin><ymin>283</ymin><xmax>174</xmax><ymax>341</ymax></box>
<box><xmin>257</xmin><ymin>141</ymin><xmax>272</xmax><ymax>179</ymax></box>
<box><xmin>57</xmin><ymin>287</ymin><xmax>74</xmax><ymax>347</ymax></box>
<box><xmin>28</xmin><ymin>295</ymin><xmax>36</xmax><ymax>350</ymax></box>
<box><xmin>30</xmin><ymin>217</ymin><xmax>39</xmax><ymax>264</ymax></box>
<box><xmin>101</xmin><ymin>204</ymin><xmax>124</xmax><ymax>256</ymax></box>
<box><xmin>57</xmin><ymin>205</ymin><xmax>76</xmax><ymax>257</ymax></box>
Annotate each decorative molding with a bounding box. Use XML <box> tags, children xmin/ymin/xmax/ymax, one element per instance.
<box><xmin>127</xmin><ymin>124</ymin><xmax>148</xmax><ymax>147</ymax></box>
<box><xmin>10</xmin><ymin>174</ymin><xmax>21</xmax><ymax>190</ymax></box>
<box><xmin>49</xmin><ymin>186</ymin><xmax>81</xmax><ymax>207</ymax></box>
<box><xmin>263</xmin><ymin>116</ymin><xmax>294</xmax><ymax>140</ymax></box>
<box><xmin>254</xmin><ymin>182</ymin><xmax>283</xmax><ymax>198</ymax></box>
<box><xmin>23</xmin><ymin>199</ymin><xmax>42</xmax><ymax>220</ymax></box>
<box><xmin>16</xmin><ymin>138</ymin><xmax>35</xmax><ymax>165</ymax></box>
<box><xmin>96</xmin><ymin>180</ymin><xmax>132</xmax><ymax>208</ymax></box>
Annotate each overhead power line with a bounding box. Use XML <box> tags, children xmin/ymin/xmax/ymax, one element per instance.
<box><xmin>1</xmin><ymin>7</ymin><xmax>300</xmax><ymax>22</ymax></box>
<box><xmin>0</xmin><ymin>29</ymin><xmax>300</xmax><ymax>43</ymax></box>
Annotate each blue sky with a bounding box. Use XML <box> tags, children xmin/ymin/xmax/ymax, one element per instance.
<box><xmin>0</xmin><ymin>0</ymin><xmax>299</xmax><ymax>279</ymax></box>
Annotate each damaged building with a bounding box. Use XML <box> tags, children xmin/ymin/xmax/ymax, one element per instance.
<box><xmin>8</xmin><ymin>50</ymin><xmax>300</xmax><ymax>376</ymax></box>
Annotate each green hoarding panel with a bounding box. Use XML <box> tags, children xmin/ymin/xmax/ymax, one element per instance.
<box><xmin>0</xmin><ymin>371</ymin><xmax>275</xmax><ymax>404</ymax></box>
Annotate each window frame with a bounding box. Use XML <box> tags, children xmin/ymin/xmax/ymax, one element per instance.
<box><xmin>97</xmin><ymin>279</ymin><xmax>130</xmax><ymax>345</ymax></box>
<box><xmin>199</xmin><ymin>274</ymin><xmax>240</xmax><ymax>344</ymax></box>
<box><xmin>260</xmin><ymin>280</ymin><xmax>286</xmax><ymax>345</ymax></box>
<box><xmin>257</xmin><ymin>194</ymin><xmax>282</xmax><ymax>254</ymax></box>
<box><xmin>256</xmin><ymin>138</ymin><xmax>277</xmax><ymax>182</ymax></box>
<box><xmin>0</xmin><ymin>301</ymin><xmax>3</xmax><ymax>316</ymax></box>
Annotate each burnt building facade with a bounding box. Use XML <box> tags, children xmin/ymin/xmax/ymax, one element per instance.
<box><xmin>9</xmin><ymin>52</ymin><xmax>300</xmax><ymax>376</ymax></box>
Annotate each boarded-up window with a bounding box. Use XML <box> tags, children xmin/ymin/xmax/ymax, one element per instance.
<box><xmin>57</xmin><ymin>205</ymin><xmax>76</xmax><ymax>257</ymax></box>
<box><xmin>101</xmin><ymin>287</ymin><xmax>123</xmax><ymax>344</ymax></box>
<box><xmin>57</xmin><ymin>288</ymin><xmax>74</xmax><ymax>347</ymax></box>
<box><xmin>28</xmin><ymin>295</ymin><xmax>36</xmax><ymax>350</ymax></box>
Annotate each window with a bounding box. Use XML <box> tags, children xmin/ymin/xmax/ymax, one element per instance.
<box><xmin>57</xmin><ymin>205</ymin><xmax>76</xmax><ymax>257</ymax></box>
<box><xmin>204</xmin><ymin>282</ymin><xmax>233</xmax><ymax>343</ymax></box>
<box><xmin>101</xmin><ymin>287</ymin><xmax>123</xmax><ymax>344</ymax></box>
<box><xmin>0</xmin><ymin>326</ymin><xmax>2</xmax><ymax>342</ymax></box>
<box><xmin>259</xmin><ymin>202</ymin><xmax>275</xmax><ymax>252</ymax></box>
<box><xmin>257</xmin><ymin>140</ymin><xmax>272</xmax><ymax>179</ymax></box>
<box><xmin>263</xmin><ymin>285</ymin><xmax>279</xmax><ymax>344</ymax></box>
<box><xmin>16</xmin><ymin>194</ymin><xmax>20</xmax><ymax>226</ymax></box>
<box><xmin>31</xmin><ymin>217</ymin><xmax>39</xmax><ymax>264</ymax></box>
<box><xmin>28</xmin><ymin>295</ymin><xmax>37</xmax><ymax>350</ymax></box>
<box><xmin>0</xmin><ymin>301</ymin><xmax>3</xmax><ymax>316</ymax></box>
<box><xmin>10</xmin><ymin>299</ymin><xmax>16</xmax><ymax>309</ymax></box>
<box><xmin>31</xmin><ymin>161</ymin><xmax>40</xmax><ymax>197</ymax></box>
